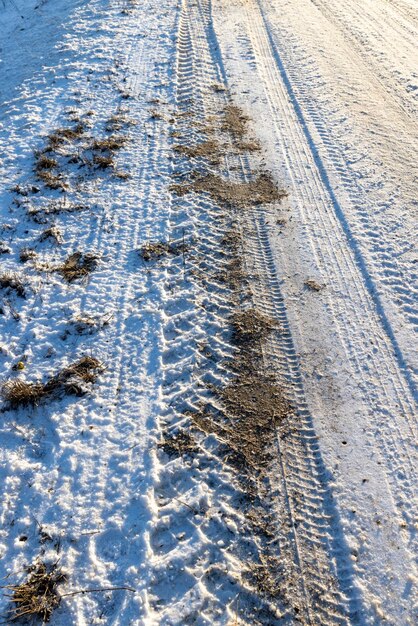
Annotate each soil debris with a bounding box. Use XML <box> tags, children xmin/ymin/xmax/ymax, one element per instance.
<box><xmin>139</xmin><ymin>241</ymin><xmax>185</xmax><ymax>262</ymax></box>
<box><xmin>172</xmin><ymin>173</ymin><xmax>286</xmax><ymax>207</ymax></box>
<box><xmin>222</xmin><ymin>104</ymin><xmax>249</xmax><ymax>139</ymax></box>
<box><xmin>244</xmin><ymin>557</ymin><xmax>283</xmax><ymax>598</ymax></box>
<box><xmin>173</xmin><ymin>140</ymin><xmax>222</xmax><ymax>163</ymax></box>
<box><xmin>235</xmin><ymin>140</ymin><xmax>261</xmax><ymax>153</ymax></box>
<box><xmin>159</xmin><ymin>430</ymin><xmax>198</xmax><ymax>457</ymax></box>
<box><xmin>231</xmin><ymin>309</ymin><xmax>277</xmax><ymax>344</ymax></box>
<box><xmin>192</xmin><ymin>373</ymin><xmax>289</xmax><ymax>474</ymax></box>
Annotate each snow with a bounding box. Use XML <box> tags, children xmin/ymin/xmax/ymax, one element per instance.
<box><xmin>0</xmin><ymin>0</ymin><xmax>417</xmax><ymax>624</ymax></box>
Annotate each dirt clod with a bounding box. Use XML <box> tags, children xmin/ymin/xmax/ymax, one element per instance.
<box><xmin>304</xmin><ymin>279</ymin><xmax>323</xmax><ymax>292</ymax></box>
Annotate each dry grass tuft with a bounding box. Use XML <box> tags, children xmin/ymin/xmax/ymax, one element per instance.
<box><xmin>45</xmin><ymin>124</ymin><xmax>85</xmax><ymax>150</ymax></box>
<box><xmin>2</xmin><ymin>561</ymin><xmax>66</xmax><ymax>622</ymax></box>
<box><xmin>0</xmin><ymin>272</ymin><xmax>26</xmax><ymax>297</ymax></box>
<box><xmin>44</xmin><ymin>125</ymin><xmax>85</xmax><ymax>154</ymax></box>
<box><xmin>64</xmin><ymin>314</ymin><xmax>111</xmax><ymax>337</ymax></box>
<box><xmin>11</xmin><ymin>184</ymin><xmax>32</xmax><ymax>197</ymax></box>
<box><xmin>92</xmin><ymin>135</ymin><xmax>127</xmax><ymax>152</ymax></box>
<box><xmin>105</xmin><ymin>113</ymin><xmax>136</xmax><ymax>132</ymax></box>
<box><xmin>35</xmin><ymin>155</ymin><xmax>58</xmax><ymax>171</ymax></box>
<box><xmin>48</xmin><ymin>356</ymin><xmax>103</xmax><ymax>396</ymax></box>
<box><xmin>93</xmin><ymin>154</ymin><xmax>114</xmax><ymax>169</ymax></box>
<box><xmin>36</xmin><ymin>170</ymin><xmax>68</xmax><ymax>191</ymax></box>
<box><xmin>28</xmin><ymin>199</ymin><xmax>89</xmax><ymax>222</ymax></box>
<box><xmin>57</xmin><ymin>252</ymin><xmax>99</xmax><ymax>283</ymax></box>
<box><xmin>1</xmin><ymin>379</ymin><xmax>46</xmax><ymax>409</ymax></box>
<box><xmin>19</xmin><ymin>248</ymin><xmax>38</xmax><ymax>263</ymax></box>
<box><xmin>1</xmin><ymin>357</ymin><xmax>104</xmax><ymax>408</ymax></box>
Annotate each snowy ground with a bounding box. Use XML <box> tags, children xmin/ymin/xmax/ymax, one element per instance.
<box><xmin>0</xmin><ymin>0</ymin><xmax>416</xmax><ymax>624</ymax></box>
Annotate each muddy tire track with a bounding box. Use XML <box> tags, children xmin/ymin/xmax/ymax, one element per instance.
<box><xmin>150</xmin><ymin>0</ymin><xmax>362</xmax><ymax>623</ymax></box>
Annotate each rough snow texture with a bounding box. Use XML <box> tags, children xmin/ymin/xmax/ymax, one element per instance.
<box><xmin>0</xmin><ymin>0</ymin><xmax>417</xmax><ymax>625</ymax></box>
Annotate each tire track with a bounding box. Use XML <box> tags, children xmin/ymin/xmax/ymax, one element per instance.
<box><xmin>151</xmin><ymin>0</ymin><xmax>366</xmax><ymax>623</ymax></box>
<box><xmin>213</xmin><ymin>0</ymin><xmax>417</xmax><ymax>620</ymax></box>
<box><xmin>239</xmin><ymin>0</ymin><xmax>418</xmax><ymax>552</ymax></box>
<box><xmin>258</xmin><ymin>0</ymin><xmax>418</xmax><ymax>366</ymax></box>
<box><xmin>145</xmin><ymin>4</ymin><xmax>276</xmax><ymax>622</ymax></box>
<box><xmin>309</xmin><ymin>0</ymin><xmax>418</xmax><ymax>121</ymax></box>
<box><xmin>253</xmin><ymin>0</ymin><xmax>418</xmax><ymax>416</ymax></box>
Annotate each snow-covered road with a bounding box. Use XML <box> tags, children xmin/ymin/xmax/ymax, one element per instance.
<box><xmin>0</xmin><ymin>0</ymin><xmax>416</xmax><ymax>624</ymax></box>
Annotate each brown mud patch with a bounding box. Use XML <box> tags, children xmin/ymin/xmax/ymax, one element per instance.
<box><xmin>231</xmin><ymin>309</ymin><xmax>278</xmax><ymax>344</ymax></box>
<box><xmin>158</xmin><ymin>430</ymin><xmax>198</xmax><ymax>458</ymax></box>
<box><xmin>167</xmin><ymin>92</ymin><xmax>294</xmax><ymax>614</ymax></box>
<box><xmin>192</xmin><ymin>373</ymin><xmax>289</xmax><ymax>474</ymax></box>
<box><xmin>222</xmin><ymin>104</ymin><xmax>249</xmax><ymax>139</ymax></box>
<box><xmin>173</xmin><ymin>140</ymin><xmax>222</xmax><ymax>163</ymax></box>
<box><xmin>172</xmin><ymin>172</ymin><xmax>287</xmax><ymax>207</ymax></box>
<box><xmin>139</xmin><ymin>240</ymin><xmax>186</xmax><ymax>262</ymax></box>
